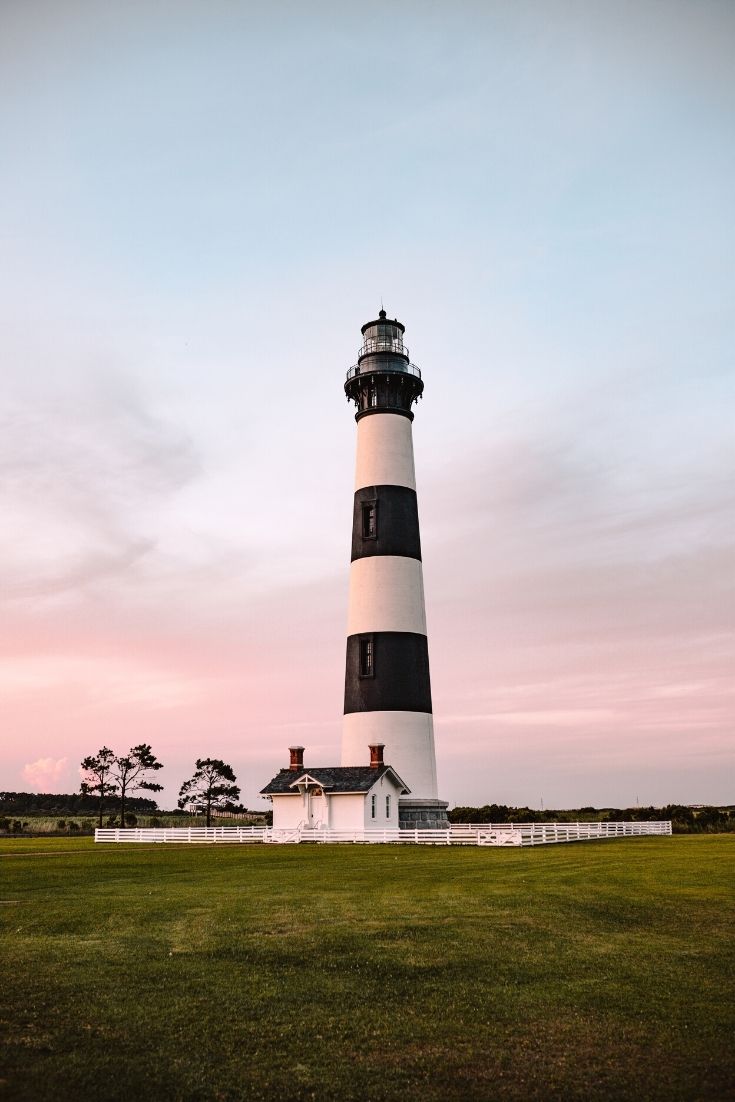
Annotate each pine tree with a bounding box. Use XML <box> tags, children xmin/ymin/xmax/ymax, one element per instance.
<box><xmin>178</xmin><ymin>759</ymin><xmax>240</xmax><ymax>827</ymax></box>
<box><xmin>113</xmin><ymin>745</ymin><xmax>164</xmax><ymax>827</ymax></box>
<box><xmin>80</xmin><ymin>747</ymin><xmax>118</xmax><ymax>828</ymax></box>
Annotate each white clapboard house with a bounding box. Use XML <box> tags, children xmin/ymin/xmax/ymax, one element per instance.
<box><xmin>260</xmin><ymin>745</ymin><xmax>409</xmax><ymax>832</ymax></box>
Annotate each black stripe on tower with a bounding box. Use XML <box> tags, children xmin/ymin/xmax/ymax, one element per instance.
<box><xmin>344</xmin><ymin>632</ymin><xmax>433</xmax><ymax>714</ymax></box>
<box><xmin>351</xmin><ymin>486</ymin><xmax>422</xmax><ymax>562</ymax></box>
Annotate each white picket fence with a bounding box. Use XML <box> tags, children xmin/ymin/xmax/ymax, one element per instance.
<box><xmin>95</xmin><ymin>826</ymin><xmax>266</xmax><ymax>844</ymax></box>
<box><xmin>95</xmin><ymin>820</ymin><xmax>671</xmax><ymax>847</ymax></box>
<box><xmin>268</xmin><ymin>827</ymin><xmax>452</xmax><ymax>845</ymax></box>
<box><xmin>450</xmin><ymin>821</ymin><xmax>672</xmax><ymax>846</ymax></box>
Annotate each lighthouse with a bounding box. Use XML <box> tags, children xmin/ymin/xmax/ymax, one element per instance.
<box><xmin>341</xmin><ymin>310</ymin><xmax>448</xmax><ymax>829</ymax></box>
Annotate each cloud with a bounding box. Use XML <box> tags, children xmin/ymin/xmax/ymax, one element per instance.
<box><xmin>22</xmin><ymin>757</ymin><xmax>69</xmax><ymax>792</ymax></box>
<box><xmin>0</xmin><ymin>366</ymin><xmax>200</xmax><ymax>603</ymax></box>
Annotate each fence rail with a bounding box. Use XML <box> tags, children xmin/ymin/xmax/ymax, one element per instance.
<box><xmin>269</xmin><ymin>827</ymin><xmax>451</xmax><ymax>845</ymax></box>
<box><xmin>95</xmin><ymin>827</ymin><xmax>266</xmax><ymax>844</ymax></box>
<box><xmin>95</xmin><ymin>821</ymin><xmax>672</xmax><ymax>846</ymax></box>
<box><xmin>449</xmin><ymin>821</ymin><xmax>672</xmax><ymax>846</ymax></box>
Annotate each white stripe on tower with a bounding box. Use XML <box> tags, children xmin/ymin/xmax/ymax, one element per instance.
<box><xmin>342</xmin><ymin>712</ymin><xmax>438</xmax><ymax>799</ymax></box>
<box><xmin>347</xmin><ymin>557</ymin><xmax>428</xmax><ymax>636</ymax></box>
<box><xmin>354</xmin><ymin>413</ymin><xmax>416</xmax><ymax>491</ymax></box>
<box><xmin>341</xmin><ymin>309</ymin><xmax>440</xmax><ymax>805</ymax></box>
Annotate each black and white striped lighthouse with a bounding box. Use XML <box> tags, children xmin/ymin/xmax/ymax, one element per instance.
<box><xmin>342</xmin><ymin>310</ymin><xmax>448</xmax><ymax>829</ymax></box>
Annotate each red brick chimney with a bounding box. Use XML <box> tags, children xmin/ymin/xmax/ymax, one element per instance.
<box><xmin>289</xmin><ymin>746</ymin><xmax>305</xmax><ymax>772</ymax></box>
<box><xmin>369</xmin><ymin>744</ymin><xmax>385</xmax><ymax>768</ymax></box>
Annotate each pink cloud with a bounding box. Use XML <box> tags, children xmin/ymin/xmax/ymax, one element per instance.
<box><xmin>22</xmin><ymin>757</ymin><xmax>69</xmax><ymax>792</ymax></box>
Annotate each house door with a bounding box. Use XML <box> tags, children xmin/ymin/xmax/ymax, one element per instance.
<box><xmin>308</xmin><ymin>789</ymin><xmax>325</xmax><ymax>828</ymax></box>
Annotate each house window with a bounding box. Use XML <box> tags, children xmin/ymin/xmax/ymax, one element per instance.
<box><xmin>359</xmin><ymin>637</ymin><xmax>374</xmax><ymax>678</ymax></box>
<box><xmin>361</xmin><ymin>501</ymin><xmax>377</xmax><ymax>539</ymax></box>
<box><xmin>386</xmin><ymin>794</ymin><xmax>391</xmax><ymax>818</ymax></box>
<box><xmin>371</xmin><ymin>794</ymin><xmax>376</xmax><ymax>819</ymax></box>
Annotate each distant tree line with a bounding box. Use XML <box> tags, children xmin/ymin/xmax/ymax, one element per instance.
<box><xmin>0</xmin><ymin>792</ymin><xmax>159</xmax><ymax>816</ymax></box>
<box><xmin>448</xmin><ymin>804</ymin><xmax>735</xmax><ymax>832</ymax></box>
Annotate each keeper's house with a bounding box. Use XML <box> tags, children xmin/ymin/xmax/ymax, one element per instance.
<box><xmin>261</xmin><ymin>745</ymin><xmax>408</xmax><ymax>832</ymax></box>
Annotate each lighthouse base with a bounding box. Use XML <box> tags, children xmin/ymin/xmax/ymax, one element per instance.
<box><xmin>399</xmin><ymin>798</ymin><xmax>450</xmax><ymax>830</ymax></box>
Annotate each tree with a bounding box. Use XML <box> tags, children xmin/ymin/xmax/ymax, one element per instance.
<box><xmin>111</xmin><ymin>745</ymin><xmax>164</xmax><ymax>829</ymax></box>
<box><xmin>178</xmin><ymin>759</ymin><xmax>240</xmax><ymax>827</ymax></box>
<box><xmin>80</xmin><ymin>747</ymin><xmax>118</xmax><ymax>828</ymax></box>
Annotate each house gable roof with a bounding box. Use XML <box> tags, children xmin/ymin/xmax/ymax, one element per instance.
<box><xmin>260</xmin><ymin>764</ymin><xmax>410</xmax><ymax>796</ymax></box>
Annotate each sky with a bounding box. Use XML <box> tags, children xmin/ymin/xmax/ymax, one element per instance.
<box><xmin>1</xmin><ymin>0</ymin><xmax>733</xmax><ymax>811</ymax></box>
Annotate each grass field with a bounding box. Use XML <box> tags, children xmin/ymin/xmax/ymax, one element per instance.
<box><xmin>0</xmin><ymin>836</ymin><xmax>732</xmax><ymax>1102</ymax></box>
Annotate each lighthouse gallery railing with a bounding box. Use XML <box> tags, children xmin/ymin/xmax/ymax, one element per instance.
<box><xmin>346</xmin><ymin>361</ymin><xmax>422</xmax><ymax>381</ymax></box>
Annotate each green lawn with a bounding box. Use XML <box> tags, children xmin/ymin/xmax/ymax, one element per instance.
<box><xmin>0</xmin><ymin>837</ymin><xmax>732</xmax><ymax>1102</ymax></box>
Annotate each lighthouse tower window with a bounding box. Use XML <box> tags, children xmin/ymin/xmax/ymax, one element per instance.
<box><xmin>359</xmin><ymin>637</ymin><xmax>374</xmax><ymax>678</ymax></box>
<box><xmin>362</xmin><ymin>502</ymin><xmax>377</xmax><ymax>539</ymax></box>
